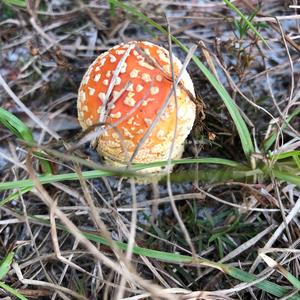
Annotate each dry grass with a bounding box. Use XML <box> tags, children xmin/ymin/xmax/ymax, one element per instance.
<box><xmin>0</xmin><ymin>1</ymin><xmax>300</xmax><ymax>299</ymax></box>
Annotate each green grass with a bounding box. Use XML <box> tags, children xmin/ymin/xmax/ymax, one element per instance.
<box><xmin>260</xmin><ymin>253</ymin><xmax>300</xmax><ymax>291</ymax></box>
<box><xmin>263</xmin><ymin>107</ymin><xmax>300</xmax><ymax>151</ymax></box>
<box><xmin>271</xmin><ymin>169</ymin><xmax>300</xmax><ymax>186</ymax></box>
<box><xmin>272</xmin><ymin>150</ymin><xmax>300</xmax><ymax>161</ymax></box>
<box><xmin>233</xmin><ymin>9</ymin><xmax>258</xmax><ymax>40</ymax></box>
<box><xmin>0</xmin><ymin>158</ymin><xmax>246</xmax><ymax>192</ymax></box>
<box><xmin>0</xmin><ymin>108</ymin><xmax>52</xmax><ymax>174</ymax></box>
<box><xmin>28</xmin><ymin>215</ymin><xmax>300</xmax><ymax>300</ymax></box>
<box><xmin>223</xmin><ymin>0</ymin><xmax>270</xmax><ymax>48</ymax></box>
<box><xmin>0</xmin><ymin>252</ymin><xmax>28</xmax><ymax>300</ymax></box>
<box><xmin>162</xmin><ymin>207</ymin><xmax>259</xmax><ymax>259</ymax></box>
<box><xmin>0</xmin><ymin>282</ymin><xmax>28</xmax><ymax>300</ymax></box>
<box><xmin>74</xmin><ymin>227</ymin><xmax>300</xmax><ymax>299</ymax></box>
<box><xmin>2</xmin><ymin>0</ymin><xmax>26</xmax><ymax>7</ymax></box>
<box><xmin>0</xmin><ymin>108</ymin><xmax>34</xmax><ymax>142</ymax></box>
<box><xmin>0</xmin><ymin>252</ymin><xmax>14</xmax><ymax>280</ymax></box>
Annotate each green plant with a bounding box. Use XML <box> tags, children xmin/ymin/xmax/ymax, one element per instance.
<box><xmin>0</xmin><ymin>252</ymin><xmax>28</xmax><ymax>300</ymax></box>
<box><xmin>0</xmin><ymin>108</ymin><xmax>52</xmax><ymax>174</ymax></box>
<box><xmin>2</xmin><ymin>0</ymin><xmax>26</xmax><ymax>7</ymax></box>
<box><xmin>27</xmin><ymin>216</ymin><xmax>300</xmax><ymax>300</ymax></box>
<box><xmin>223</xmin><ymin>0</ymin><xmax>269</xmax><ymax>48</ymax></box>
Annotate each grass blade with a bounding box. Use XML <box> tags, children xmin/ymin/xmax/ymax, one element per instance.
<box><xmin>260</xmin><ymin>253</ymin><xmax>300</xmax><ymax>290</ymax></box>
<box><xmin>272</xmin><ymin>169</ymin><xmax>300</xmax><ymax>186</ymax></box>
<box><xmin>83</xmin><ymin>230</ymin><xmax>300</xmax><ymax>299</ymax></box>
<box><xmin>0</xmin><ymin>157</ymin><xmax>242</xmax><ymax>192</ymax></box>
<box><xmin>271</xmin><ymin>151</ymin><xmax>300</xmax><ymax>161</ymax></box>
<box><xmin>0</xmin><ymin>108</ymin><xmax>52</xmax><ymax>174</ymax></box>
<box><xmin>0</xmin><ymin>252</ymin><xmax>28</xmax><ymax>300</ymax></box>
<box><xmin>134</xmin><ymin>157</ymin><xmax>241</xmax><ymax>170</ymax></box>
<box><xmin>0</xmin><ymin>187</ymin><xmax>32</xmax><ymax>207</ymax></box>
<box><xmin>0</xmin><ymin>107</ymin><xmax>34</xmax><ymax>142</ymax></box>
<box><xmin>109</xmin><ymin>0</ymin><xmax>254</xmax><ymax>158</ymax></box>
<box><xmin>0</xmin><ymin>252</ymin><xmax>14</xmax><ymax>280</ymax></box>
<box><xmin>263</xmin><ymin>107</ymin><xmax>300</xmax><ymax>151</ymax></box>
<box><xmin>0</xmin><ymin>282</ymin><xmax>28</xmax><ymax>300</ymax></box>
<box><xmin>31</xmin><ymin>216</ymin><xmax>300</xmax><ymax>300</ymax></box>
<box><xmin>227</xmin><ymin>267</ymin><xmax>296</xmax><ymax>298</ymax></box>
<box><xmin>2</xmin><ymin>0</ymin><xmax>27</xmax><ymax>7</ymax></box>
<box><xmin>223</xmin><ymin>0</ymin><xmax>270</xmax><ymax>48</ymax></box>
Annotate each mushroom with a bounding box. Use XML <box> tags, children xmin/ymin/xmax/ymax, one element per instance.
<box><xmin>77</xmin><ymin>41</ymin><xmax>196</xmax><ymax>173</ymax></box>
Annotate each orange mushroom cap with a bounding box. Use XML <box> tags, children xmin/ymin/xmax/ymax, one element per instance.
<box><xmin>77</xmin><ymin>41</ymin><xmax>196</xmax><ymax>171</ymax></box>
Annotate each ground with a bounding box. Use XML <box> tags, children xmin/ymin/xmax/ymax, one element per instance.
<box><xmin>0</xmin><ymin>1</ymin><xmax>300</xmax><ymax>300</ymax></box>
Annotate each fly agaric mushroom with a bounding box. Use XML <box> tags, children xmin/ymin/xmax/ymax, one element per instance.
<box><xmin>77</xmin><ymin>41</ymin><xmax>196</xmax><ymax>172</ymax></box>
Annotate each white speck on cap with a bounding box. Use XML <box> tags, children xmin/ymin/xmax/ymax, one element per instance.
<box><xmin>130</xmin><ymin>69</ymin><xmax>139</xmax><ymax>78</ymax></box>
<box><xmin>123</xmin><ymin>128</ymin><xmax>134</xmax><ymax>138</ymax></box>
<box><xmin>115</xmin><ymin>77</ymin><xmax>122</xmax><ymax>85</ymax></box>
<box><xmin>120</xmin><ymin>63</ymin><xmax>127</xmax><ymax>74</ymax></box>
<box><xmin>150</xmin><ymin>87</ymin><xmax>159</xmax><ymax>95</ymax></box>
<box><xmin>156</xmin><ymin>74</ymin><xmax>162</xmax><ymax>82</ymax></box>
<box><xmin>98</xmin><ymin>92</ymin><xmax>106</xmax><ymax>101</ymax></box>
<box><xmin>109</xmin><ymin>54</ymin><xmax>117</xmax><ymax>63</ymax></box>
<box><xmin>142</xmin><ymin>41</ymin><xmax>154</xmax><ymax>47</ymax></box>
<box><xmin>127</xmin><ymin>117</ymin><xmax>134</xmax><ymax>125</ymax></box>
<box><xmin>94</xmin><ymin>74</ymin><xmax>101</xmax><ymax>82</ymax></box>
<box><xmin>88</xmin><ymin>87</ymin><xmax>95</xmax><ymax>96</ymax></box>
<box><xmin>82</xmin><ymin>75</ymin><xmax>90</xmax><ymax>85</ymax></box>
<box><xmin>113</xmin><ymin>91</ymin><xmax>120</xmax><ymax>98</ymax></box>
<box><xmin>79</xmin><ymin>91</ymin><xmax>86</xmax><ymax>103</ymax></box>
<box><xmin>142</xmin><ymin>98</ymin><xmax>155</xmax><ymax>106</ymax></box>
<box><xmin>136</xmin><ymin>84</ymin><xmax>143</xmax><ymax>93</ymax></box>
<box><xmin>141</xmin><ymin>73</ymin><xmax>151</xmax><ymax>82</ymax></box>
<box><xmin>158</xmin><ymin>51</ymin><xmax>170</xmax><ymax>63</ymax></box>
<box><xmin>127</xmin><ymin>83</ymin><xmax>134</xmax><ymax>92</ymax></box>
<box><xmin>110</xmin><ymin>112</ymin><xmax>121</xmax><ymax>119</ymax></box>
<box><xmin>99</xmin><ymin>58</ymin><xmax>107</xmax><ymax>67</ymax></box>
<box><xmin>124</xmin><ymin>97</ymin><xmax>136</xmax><ymax>107</ymax></box>
<box><xmin>138</xmin><ymin>61</ymin><xmax>154</xmax><ymax>70</ymax></box>
<box><xmin>116</xmin><ymin>50</ymin><xmax>126</xmax><ymax>55</ymax></box>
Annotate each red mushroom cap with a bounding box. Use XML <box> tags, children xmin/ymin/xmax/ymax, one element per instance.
<box><xmin>77</xmin><ymin>41</ymin><xmax>196</xmax><ymax>170</ymax></box>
